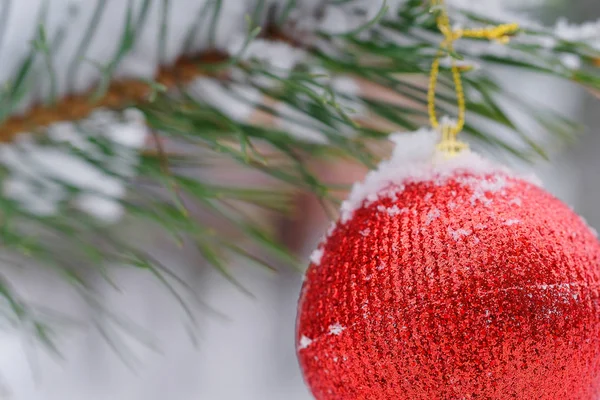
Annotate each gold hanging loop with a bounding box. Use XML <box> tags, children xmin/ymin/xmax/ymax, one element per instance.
<box><xmin>427</xmin><ymin>0</ymin><xmax>519</xmax><ymax>157</ymax></box>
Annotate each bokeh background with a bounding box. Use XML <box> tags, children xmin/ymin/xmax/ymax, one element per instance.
<box><xmin>0</xmin><ymin>1</ymin><xmax>600</xmax><ymax>399</ymax></box>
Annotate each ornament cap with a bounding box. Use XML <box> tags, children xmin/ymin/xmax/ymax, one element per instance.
<box><xmin>435</xmin><ymin>117</ymin><xmax>469</xmax><ymax>159</ymax></box>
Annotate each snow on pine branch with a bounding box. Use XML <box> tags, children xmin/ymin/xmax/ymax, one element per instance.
<box><xmin>0</xmin><ymin>0</ymin><xmax>560</xmax><ymax>110</ymax></box>
<box><xmin>0</xmin><ymin>0</ymin><xmax>368</xmax><ymax>115</ymax></box>
<box><xmin>1</xmin><ymin>109</ymin><xmax>147</xmax><ymax>222</ymax></box>
<box><xmin>0</xmin><ymin>0</ymin><xmax>597</xmax><ymax>225</ymax></box>
<box><xmin>0</xmin><ymin>0</ymin><xmax>597</xmax><ymax>119</ymax></box>
<box><xmin>0</xmin><ymin>0</ymin><xmax>250</xmax><ymax>113</ymax></box>
<box><xmin>554</xmin><ymin>18</ymin><xmax>600</xmax><ymax>51</ymax></box>
<box><xmin>0</xmin><ymin>1</ymin><xmax>309</xmax><ymax>223</ymax></box>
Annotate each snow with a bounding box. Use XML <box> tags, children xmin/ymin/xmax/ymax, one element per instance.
<box><xmin>298</xmin><ymin>0</ymin><xmax>539</xmax><ymax>39</ymax></box>
<box><xmin>270</xmin><ymin>71</ymin><xmax>365</xmax><ymax>143</ymax></box>
<box><xmin>0</xmin><ymin>0</ymin><xmax>331</xmax><ymax>116</ymax></box>
<box><xmin>328</xmin><ymin>323</ymin><xmax>345</xmax><ymax>336</ymax></box>
<box><xmin>426</xmin><ymin>208</ymin><xmax>441</xmax><ymax>225</ymax></box>
<box><xmin>228</xmin><ymin>37</ymin><xmax>287</xmax><ymax>66</ymax></box>
<box><xmin>377</xmin><ymin>205</ymin><xmax>407</xmax><ymax>217</ymax></box>
<box><xmin>447</xmin><ymin>0</ymin><xmax>545</xmax><ymax>27</ymax></box>
<box><xmin>273</xmin><ymin>102</ymin><xmax>329</xmax><ymax>144</ymax></box>
<box><xmin>560</xmin><ymin>54</ymin><xmax>582</xmax><ymax>70</ymax></box>
<box><xmin>359</xmin><ymin>228</ymin><xmax>371</xmax><ymax>237</ymax></box>
<box><xmin>448</xmin><ymin>227</ymin><xmax>472</xmax><ymax>241</ymax></box>
<box><xmin>309</xmin><ymin>248</ymin><xmax>324</xmax><ymax>266</ymax></box>
<box><xmin>1</xmin><ymin>108</ymin><xmax>147</xmax><ymax>223</ymax></box>
<box><xmin>510</xmin><ymin>197</ymin><xmax>523</xmax><ymax>207</ymax></box>
<box><xmin>291</xmin><ymin>0</ymin><xmax>402</xmax><ymax>36</ymax></box>
<box><xmin>316</xmin><ymin>5</ymin><xmax>353</xmax><ymax>35</ymax></box>
<box><xmin>326</xmin><ymin>222</ymin><xmax>337</xmax><ymax>238</ymax></box>
<box><xmin>328</xmin><ymin>75</ymin><xmax>367</xmax><ymax>119</ymax></box>
<box><xmin>228</xmin><ymin>37</ymin><xmax>308</xmax><ymax>83</ymax></box>
<box><xmin>554</xmin><ymin>18</ymin><xmax>600</xmax><ymax>50</ymax></box>
<box><xmin>190</xmin><ymin>78</ymin><xmax>262</xmax><ymax>122</ymax></box>
<box><xmin>298</xmin><ymin>335</ymin><xmax>313</xmax><ymax>350</ymax></box>
<box><xmin>504</xmin><ymin>219</ymin><xmax>521</xmax><ymax>226</ymax></box>
<box><xmin>440</xmin><ymin>55</ymin><xmax>481</xmax><ymax>71</ymax></box>
<box><xmin>447</xmin><ymin>3</ymin><xmax>600</xmax><ymax>60</ymax></box>
<box><xmin>0</xmin><ymin>0</ymin><xmax>264</xmax><ymax>112</ymax></box>
<box><xmin>456</xmin><ymin>174</ymin><xmax>509</xmax><ymax>206</ymax></box>
<box><xmin>340</xmin><ymin>127</ymin><xmax>538</xmax><ymax>224</ymax></box>
<box><xmin>3</xmin><ymin>175</ymin><xmax>65</xmax><ymax>216</ymax></box>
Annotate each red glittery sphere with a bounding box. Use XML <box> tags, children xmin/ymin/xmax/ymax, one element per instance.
<box><xmin>297</xmin><ymin>168</ymin><xmax>600</xmax><ymax>399</ymax></box>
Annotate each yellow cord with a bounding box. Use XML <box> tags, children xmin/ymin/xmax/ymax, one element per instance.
<box><xmin>428</xmin><ymin>0</ymin><xmax>519</xmax><ymax>157</ymax></box>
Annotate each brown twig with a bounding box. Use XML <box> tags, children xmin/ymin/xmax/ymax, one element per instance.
<box><xmin>0</xmin><ymin>51</ymin><xmax>228</xmax><ymax>142</ymax></box>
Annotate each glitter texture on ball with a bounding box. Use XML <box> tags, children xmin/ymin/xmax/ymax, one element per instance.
<box><xmin>296</xmin><ymin>131</ymin><xmax>600</xmax><ymax>400</ymax></box>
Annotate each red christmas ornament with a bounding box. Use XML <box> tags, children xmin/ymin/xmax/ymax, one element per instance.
<box><xmin>296</xmin><ymin>135</ymin><xmax>600</xmax><ymax>400</ymax></box>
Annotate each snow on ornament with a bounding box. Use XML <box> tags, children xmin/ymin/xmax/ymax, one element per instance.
<box><xmin>296</xmin><ymin>129</ymin><xmax>600</xmax><ymax>399</ymax></box>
